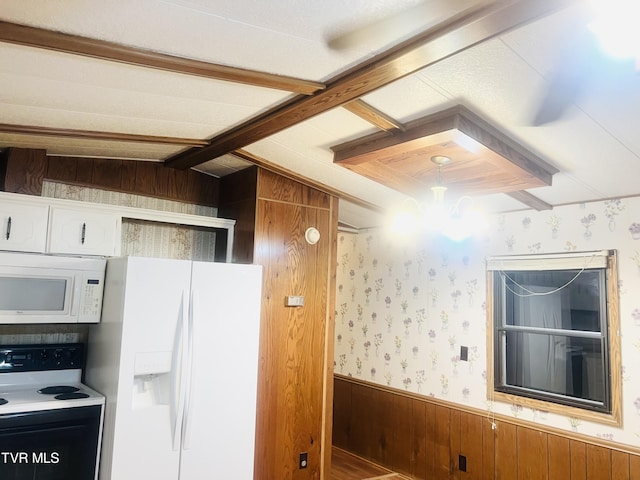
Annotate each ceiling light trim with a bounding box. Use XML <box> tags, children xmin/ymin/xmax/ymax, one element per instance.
<box><xmin>332</xmin><ymin>105</ymin><xmax>557</xmax><ymax>200</ymax></box>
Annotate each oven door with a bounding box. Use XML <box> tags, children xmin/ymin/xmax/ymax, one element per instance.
<box><xmin>0</xmin><ymin>405</ymin><xmax>102</xmax><ymax>480</ymax></box>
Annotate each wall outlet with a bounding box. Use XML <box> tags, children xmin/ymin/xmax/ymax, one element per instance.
<box><xmin>299</xmin><ymin>452</ymin><xmax>308</xmax><ymax>469</ymax></box>
<box><xmin>459</xmin><ymin>454</ymin><xmax>467</xmax><ymax>472</ymax></box>
<box><xmin>460</xmin><ymin>345</ymin><xmax>468</xmax><ymax>361</ymax></box>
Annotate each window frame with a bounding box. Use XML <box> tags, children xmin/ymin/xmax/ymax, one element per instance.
<box><xmin>486</xmin><ymin>250</ymin><xmax>622</xmax><ymax>426</ymax></box>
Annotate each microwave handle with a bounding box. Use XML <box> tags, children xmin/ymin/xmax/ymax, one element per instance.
<box><xmin>69</xmin><ymin>275</ymin><xmax>80</xmax><ymax>317</ymax></box>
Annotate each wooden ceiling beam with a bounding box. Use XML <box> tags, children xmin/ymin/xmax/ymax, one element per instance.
<box><xmin>507</xmin><ymin>190</ymin><xmax>553</xmax><ymax>210</ymax></box>
<box><xmin>0</xmin><ymin>21</ymin><xmax>325</xmax><ymax>95</ymax></box>
<box><xmin>165</xmin><ymin>0</ymin><xmax>577</xmax><ymax>169</ymax></box>
<box><xmin>0</xmin><ymin>123</ymin><xmax>208</xmax><ymax>147</ymax></box>
<box><xmin>342</xmin><ymin>100</ymin><xmax>405</xmax><ymax>133</ymax></box>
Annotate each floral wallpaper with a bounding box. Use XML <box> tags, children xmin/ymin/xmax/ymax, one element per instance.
<box><xmin>334</xmin><ymin>196</ymin><xmax>640</xmax><ymax>447</ymax></box>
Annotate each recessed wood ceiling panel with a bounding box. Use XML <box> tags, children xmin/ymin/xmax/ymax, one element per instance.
<box><xmin>332</xmin><ymin>105</ymin><xmax>558</xmax><ymax>199</ymax></box>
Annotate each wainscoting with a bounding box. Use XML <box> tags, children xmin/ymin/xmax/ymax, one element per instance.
<box><xmin>333</xmin><ymin>375</ymin><xmax>640</xmax><ymax>480</ymax></box>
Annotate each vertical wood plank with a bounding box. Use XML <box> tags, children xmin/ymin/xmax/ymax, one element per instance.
<box><xmin>517</xmin><ymin>426</ymin><xmax>548</xmax><ymax>480</ymax></box>
<box><xmin>167</xmin><ymin>165</ymin><xmax>189</xmax><ymax>200</ymax></box>
<box><xmin>411</xmin><ymin>399</ymin><xmax>427</xmax><ymax>479</ymax></box>
<box><xmin>348</xmin><ymin>383</ymin><xmax>374</xmax><ymax>460</ymax></box>
<box><xmin>548</xmin><ymin>435</ymin><xmax>570</xmax><ymax>480</ymax></box>
<box><xmin>482</xmin><ymin>418</ymin><xmax>495</xmax><ymax>480</ymax></box>
<box><xmin>134</xmin><ymin>161</ymin><xmax>159</xmax><ymax>196</ymax></box>
<box><xmin>629</xmin><ymin>454</ymin><xmax>640</xmax><ymax>480</ymax></box>
<box><xmin>153</xmin><ymin>163</ymin><xmax>170</xmax><ymax>199</ymax></box>
<box><xmin>3</xmin><ymin>147</ymin><xmax>46</xmax><ymax>195</ymax></box>
<box><xmin>46</xmin><ymin>156</ymin><xmax>78</xmax><ymax>182</ymax></box>
<box><xmin>331</xmin><ymin>377</ymin><xmax>351</xmax><ymax>449</ymax></box>
<box><xmin>391</xmin><ymin>394</ymin><xmax>413</xmax><ymax>476</ymax></box>
<box><xmin>611</xmin><ymin>450</ymin><xmax>629</xmax><ymax>480</ymax></box>
<box><xmin>494</xmin><ymin>422</ymin><xmax>517</xmax><ymax>480</ymax></box>
<box><xmin>459</xmin><ymin>411</ymin><xmax>483</xmax><ymax>480</ymax></box>
<box><xmin>425</xmin><ymin>402</ymin><xmax>437</xmax><ymax>479</ymax></box>
<box><xmin>586</xmin><ymin>444</ymin><xmax>610</xmax><ymax>480</ymax></box>
<box><xmin>119</xmin><ymin>159</ymin><xmax>137</xmax><ymax>192</ymax></box>
<box><xmin>377</xmin><ymin>389</ymin><xmax>394</xmax><ymax>466</ymax></box>
<box><xmin>75</xmin><ymin>157</ymin><xmax>94</xmax><ymax>184</ymax></box>
<box><xmin>435</xmin><ymin>405</ymin><xmax>451</xmax><ymax>480</ymax></box>
<box><xmin>450</xmin><ymin>409</ymin><xmax>461</xmax><ymax>480</ymax></box>
<box><xmin>91</xmin><ymin>158</ymin><xmax>123</xmax><ymax>189</ymax></box>
<box><xmin>187</xmin><ymin>168</ymin><xmax>218</xmax><ymax>205</ymax></box>
<box><xmin>252</xmin><ymin>194</ymin><xmax>332</xmax><ymax>480</ymax></box>
<box><xmin>570</xmin><ymin>440</ymin><xmax>587</xmax><ymax>480</ymax></box>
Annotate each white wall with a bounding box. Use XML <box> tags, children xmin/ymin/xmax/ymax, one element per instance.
<box><xmin>335</xmin><ymin>196</ymin><xmax>640</xmax><ymax>446</ymax></box>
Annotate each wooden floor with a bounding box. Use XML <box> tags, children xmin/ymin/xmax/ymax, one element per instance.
<box><xmin>331</xmin><ymin>447</ymin><xmax>407</xmax><ymax>480</ymax></box>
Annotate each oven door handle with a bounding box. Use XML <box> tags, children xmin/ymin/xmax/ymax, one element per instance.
<box><xmin>170</xmin><ymin>289</ymin><xmax>189</xmax><ymax>451</ymax></box>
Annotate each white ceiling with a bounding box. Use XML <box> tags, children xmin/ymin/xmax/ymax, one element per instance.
<box><xmin>1</xmin><ymin>0</ymin><xmax>639</xmax><ymax>229</ymax></box>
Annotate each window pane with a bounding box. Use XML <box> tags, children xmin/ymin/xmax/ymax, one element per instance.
<box><xmin>503</xmin><ymin>270</ymin><xmax>602</xmax><ymax>332</ymax></box>
<box><xmin>502</xmin><ymin>331</ymin><xmax>604</xmax><ymax>403</ymax></box>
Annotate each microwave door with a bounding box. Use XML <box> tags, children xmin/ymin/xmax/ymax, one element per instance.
<box><xmin>0</xmin><ymin>270</ymin><xmax>75</xmax><ymax>323</ymax></box>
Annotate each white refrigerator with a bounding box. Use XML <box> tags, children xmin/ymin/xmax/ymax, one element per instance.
<box><xmin>85</xmin><ymin>256</ymin><xmax>262</xmax><ymax>480</ymax></box>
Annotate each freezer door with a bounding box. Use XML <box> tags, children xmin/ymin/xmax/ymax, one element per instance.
<box><xmin>105</xmin><ymin>257</ymin><xmax>193</xmax><ymax>480</ymax></box>
<box><xmin>179</xmin><ymin>262</ymin><xmax>262</xmax><ymax>479</ymax></box>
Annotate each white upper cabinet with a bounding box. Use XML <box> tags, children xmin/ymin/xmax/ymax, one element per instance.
<box><xmin>47</xmin><ymin>207</ymin><xmax>121</xmax><ymax>256</ymax></box>
<box><xmin>0</xmin><ymin>200</ymin><xmax>49</xmax><ymax>253</ymax></box>
<box><xmin>0</xmin><ymin>191</ymin><xmax>235</xmax><ymax>260</ymax></box>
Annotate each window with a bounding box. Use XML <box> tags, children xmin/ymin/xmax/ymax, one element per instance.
<box><xmin>486</xmin><ymin>250</ymin><xmax>621</xmax><ymax>426</ymax></box>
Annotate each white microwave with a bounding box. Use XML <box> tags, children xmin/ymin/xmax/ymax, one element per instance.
<box><xmin>0</xmin><ymin>252</ymin><xmax>106</xmax><ymax>324</ymax></box>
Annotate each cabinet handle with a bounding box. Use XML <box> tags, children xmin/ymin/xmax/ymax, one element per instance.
<box><xmin>5</xmin><ymin>216</ymin><xmax>11</xmax><ymax>240</ymax></box>
<box><xmin>81</xmin><ymin>222</ymin><xmax>86</xmax><ymax>245</ymax></box>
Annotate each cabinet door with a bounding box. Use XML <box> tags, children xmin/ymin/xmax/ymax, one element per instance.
<box><xmin>0</xmin><ymin>201</ymin><xmax>49</xmax><ymax>253</ymax></box>
<box><xmin>48</xmin><ymin>207</ymin><xmax>121</xmax><ymax>256</ymax></box>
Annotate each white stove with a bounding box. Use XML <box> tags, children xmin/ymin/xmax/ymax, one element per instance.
<box><xmin>0</xmin><ymin>369</ymin><xmax>105</xmax><ymax>414</ymax></box>
<box><xmin>0</xmin><ymin>344</ymin><xmax>105</xmax><ymax>480</ymax></box>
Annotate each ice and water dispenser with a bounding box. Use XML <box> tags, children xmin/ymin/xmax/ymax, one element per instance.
<box><xmin>132</xmin><ymin>351</ymin><xmax>173</xmax><ymax>408</ymax></box>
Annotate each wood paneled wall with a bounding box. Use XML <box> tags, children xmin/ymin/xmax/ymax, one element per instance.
<box><xmin>218</xmin><ymin>166</ymin><xmax>258</xmax><ymax>264</ymax></box>
<box><xmin>249</xmin><ymin>168</ymin><xmax>338</xmax><ymax>480</ymax></box>
<box><xmin>1</xmin><ymin>147</ymin><xmax>340</xmax><ymax>479</ymax></box>
<box><xmin>333</xmin><ymin>375</ymin><xmax>640</xmax><ymax>480</ymax></box>
<box><xmin>1</xmin><ymin>147</ymin><xmax>219</xmax><ymax>206</ymax></box>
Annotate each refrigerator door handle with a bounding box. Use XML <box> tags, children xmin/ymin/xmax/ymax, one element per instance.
<box><xmin>182</xmin><ymin>289</ymin><xmax>197</xmax><ymax>450</ymax></box>
<box><xmin>170</xmin><ymin>289</ymin><xmax>189</xmax><ymax>451</ymax></box>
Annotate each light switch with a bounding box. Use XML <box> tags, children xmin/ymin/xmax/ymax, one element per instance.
<box><xmin>285</xmin><ymin>296</ymin><xmax>305</xmax><ymax>307</ymax></box>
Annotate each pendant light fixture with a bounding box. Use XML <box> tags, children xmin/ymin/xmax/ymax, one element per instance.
<box><xmin>390</xmin><ymin>155</ymin><xmax>488</xmax><ymax>241</ymax></box>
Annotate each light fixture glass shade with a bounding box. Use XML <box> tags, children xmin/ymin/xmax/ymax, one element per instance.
<box><xmin>389</xmin><ymin>198</ymin><xmax>421</xmax><ymax>235</ymax></box>
<box><xmin>430</xmin><ymin>185</ymin><xmax>447</xmax><ymax>204</ymax></box>
<box><xmin>442</xmin><ymin>201</ymin><xmax>489</xmax><ymax>241</ymax></box>
<box><xmin>423</xmin><ymin>202</ymin><xmax>449</xmax><ymax>232</ymax></box>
